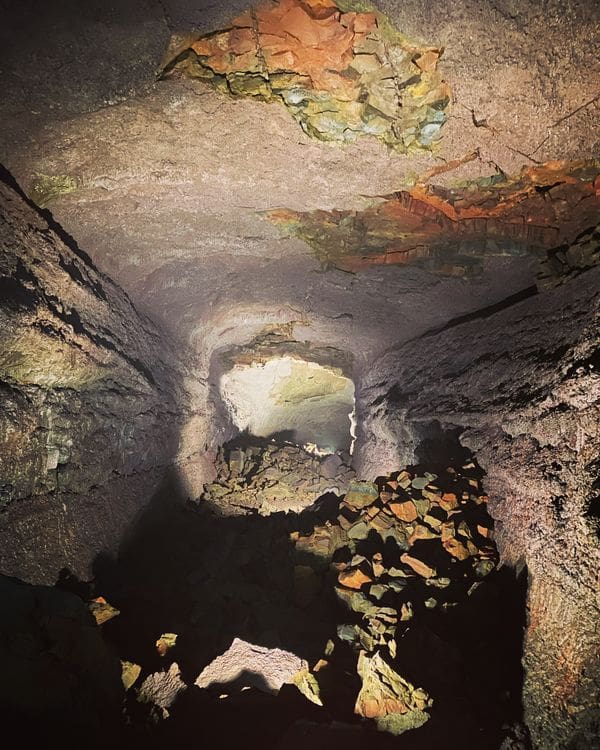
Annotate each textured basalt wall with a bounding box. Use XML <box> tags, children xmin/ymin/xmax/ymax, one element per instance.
<box><xmin>356</xmin><ymin>257</ymin><xmax>600</xmax><ymax>748</ymax></box>
<box><xmin>0</xmin><ymin>171</ymin><xmax>203</xmax><ymax>583</ymax></box>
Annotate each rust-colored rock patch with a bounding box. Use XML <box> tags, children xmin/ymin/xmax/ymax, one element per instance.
<box><xmin>162</xmin><ymin>0</ymin><xmax>450</xmax><ymax>152</ymax></box>
<box><xmin>267</xmin><ymin>160</ymin><xmax>600</xmax><ymax>278</ymax></box>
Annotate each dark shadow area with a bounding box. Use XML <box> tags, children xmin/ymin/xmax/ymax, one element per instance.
<box><xmin>93</xmin><ymin>468</ymin><xmax>337</xmax><ymax>685</ymax></box>
<box><xmin>413</xmin><ymin>421</ymin><xmax>471</xmax><ymax>469</ymax></box>
<box><xmin>82</xmin><ymin>444</ymin><xmax>529</xmax><ymax>749</ymax></box>
<box><xmin>224</xmin><ymin>428</ymin><xmax>300</xmax><ymax>452</ymax></box>
<box><xmin>2</xmin><ymin>440</ymin><xmax>529</xmax><ymax>750</ymax></box>
<box><xmin>422</xmin><ymin>285</ymin><xmax>538</xmax><ymax>338</ymax></box>
<box><xmin>391</xmin><ymin>565</ymin><xmax>530</xmax><ymax>750</ymax></box>
<box><xmin>55</xmin><ymin>566</ymin><xmax>93</xmax><ymax>599</ymax></box>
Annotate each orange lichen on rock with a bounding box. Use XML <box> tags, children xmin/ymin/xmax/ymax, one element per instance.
<box><xmin>410</xmin><ymin>160</ymin><xmax>599</xmax><ymax>224</ymax></box>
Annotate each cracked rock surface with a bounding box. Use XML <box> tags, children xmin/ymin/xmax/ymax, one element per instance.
<box><xmin>163</xmin><ymin>0</ymin><xmax>450</xmax><ymax>152</ymax></box>
<box><xmin>0</xmin><ymin>169</ymin><xmax>203</xmax><ymax>583</ymax></box>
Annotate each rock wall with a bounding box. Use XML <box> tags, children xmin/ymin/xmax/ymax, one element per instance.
<box><xmin>0</xmin><ymin>169</ymin><xmax>201</xmax><ymax>583</ymax></box>
<box><xmin>356</xmin><ymin>260</ymin><xmax>600</xmax><ymax>749</ymax></box>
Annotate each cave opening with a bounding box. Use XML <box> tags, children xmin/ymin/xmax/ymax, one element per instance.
<box><xmin>218</xmin><ymin>356</ymin><xmax>356</xmax><ymax>456</ymax></box>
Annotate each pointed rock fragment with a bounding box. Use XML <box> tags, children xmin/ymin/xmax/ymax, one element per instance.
<box><xmin>354</xmin><ymin>651</ymin><xmax>431</xmax><ymax>734</ymax></box>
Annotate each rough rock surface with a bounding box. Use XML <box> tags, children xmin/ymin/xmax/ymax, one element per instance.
<box><xmin>355</xmin><ymin>651</ymin><xmax>430</xmax><ymax>734</ymax></box>
<box><xmin>0</xmin><ymin>2</ymin><xmax>598</xmax><ymax>746</ymax></box>
<box><xmin>0</xmin><ymin>170</ymin><xmax>202</xmax><ymax>582</ymax></box>
<box><xmin>195</xmin><ymin>637</ymin><xmax>307</xmax><ymax>694</ymax></box>
<box><xmin>2</xmin><ymin>0</ymin><xmax>598</xmax><ymax>169</ymax></box>
<box><xmin>538</xmin><ymin>223</ymin><xmax>600</xmax><ymax>289</ymax></box>
<box><xmin>270</xmin><ymin>161</ymin><xmax>600</xmax><ymax>276</ymax></box>
<box><xmin>358</xmin><ymin>264</ymin><xmax>600</xmax><ymax>749</ymax></box>
<box><xmin>200</xmin><ymin>441</ymin><xmax>355</xmax><ymax>514</ymax></box>
<box><xmin>137</xmin><ymin>662</ymin><xmax>187</xmax><ymax>717</ymax></box>
<box><xmin>164</xmin><ymin>0</ymin><xmax>450</xmax><ymax>152</ymax></box>
<box><xmin>1</xmin><ymin>1</ymin><xmax>598</xmax><ymax>381</ymax></box>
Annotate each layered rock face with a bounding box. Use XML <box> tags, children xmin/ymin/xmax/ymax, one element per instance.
<box><xmin>270</xmin><ymin>161</ymin><xmax>600</xmax><ymax>276</ymax></box>
<box><xmin>0</xmin><ymin>171</ymin><xmax>199</xmax><ymax>583</ymax></box>
<box><xmin>358</xmin><ymin>262</ymin><xmax>600</xmax><ymax>749</ymax></box>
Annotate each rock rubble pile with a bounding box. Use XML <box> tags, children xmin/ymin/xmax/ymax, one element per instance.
<box><xmin>3</xmin><ymin>444</ymin><xmax>508</xmax><ymax>745</ymax></box>
<box><xmin>200</xmin><ymin>441</ymin><xmax>355</xmax><ymax>515</ymax></box>
<box><xmin>289</xmin><ymin>460</ymin><xmax>499</xmax><ymax>732</ymax></box>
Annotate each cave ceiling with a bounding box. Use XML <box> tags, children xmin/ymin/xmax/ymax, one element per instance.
<box><xmin>1</xmin><ymin>0</ymin><xmax>598</xmax><ymax>368</ymax></box>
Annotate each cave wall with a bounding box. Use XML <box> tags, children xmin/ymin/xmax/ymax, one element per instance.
<box><xmin>0</xmin><ymin>172</ymin><xmax>206</xmax><ymax>583</ymax></box>
<box><xmin>356</xmin><ymin>260</ymin><xmax>600</xmax><ymax>749</ymax></box>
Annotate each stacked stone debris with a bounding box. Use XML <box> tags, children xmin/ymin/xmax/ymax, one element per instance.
<box><xmin>200</xmin><ymin>442</ymin><xmax>355</xmax><ymax>515</ymax></box>
<box><xmin>291</xmin><ymin>459</ymin><xmax>499</xmax><ymax>734</ymax></box>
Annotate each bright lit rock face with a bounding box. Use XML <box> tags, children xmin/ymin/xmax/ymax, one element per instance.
<box><xmin>0</xmin><ymin>171</ymin><xmax>203</xmax><ymax>582</ymax></box>
<box><xmin>195</xmin><ymin>637</ymin><xmax>307</xmax><ymax>694</ymax></box>
<box><xmin>219</xmin><ymin>357</ymin><xmax>355</xmax><ymax>452</ymax></box>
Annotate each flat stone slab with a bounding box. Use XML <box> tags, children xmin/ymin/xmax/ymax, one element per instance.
<box><xmin>195</xmin><ymin>637</ymin><xmax>307</xmax><ymax>695</ymax></box>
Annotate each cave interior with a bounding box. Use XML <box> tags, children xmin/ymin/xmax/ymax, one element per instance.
<box><xmin>0</xmin><ymin>1</ymin><xmax>598</xmax><ymax>749</ymax></box>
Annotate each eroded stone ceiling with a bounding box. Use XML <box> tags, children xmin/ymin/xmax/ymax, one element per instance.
<box><xmin>269</xmin><ymin>161</ymin><xmax>600</xmax><ymax>276</ymax></box>
<box><xmin>162</xmin><ymin>0</ymin><xmax>450</xmax><ymax>151</ymax></box>
<box><xmin>0</xmin><ymin>0</ymin><xmax>598</xmax><ymax>370</ymax></box>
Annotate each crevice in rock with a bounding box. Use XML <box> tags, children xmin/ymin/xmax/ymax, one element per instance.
<box><xmin>422</xmin><ymin>285</ymin><xmax>538</xmax><ymax>338</ymax></box>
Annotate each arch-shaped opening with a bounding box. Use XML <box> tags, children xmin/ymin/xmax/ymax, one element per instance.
<box><xmin>218</xmin><ymin>356</ymin><xmax>355</xmax><ymax>455</ymax></box>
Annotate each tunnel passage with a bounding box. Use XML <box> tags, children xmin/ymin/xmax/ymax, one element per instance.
<box><xmin>218</xmin><ymin>356</ymin><xmax>356</xmax><ymax>455</ymax></box>
<box><xmin>1</xmin><ymin>0</ymin><xmax>598</xmax><ymax>747</ymax></box>
<box><xmin>200</xmin><ymin>355</ymin><xmax>358</xmax><ymax>516</ymax></box>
